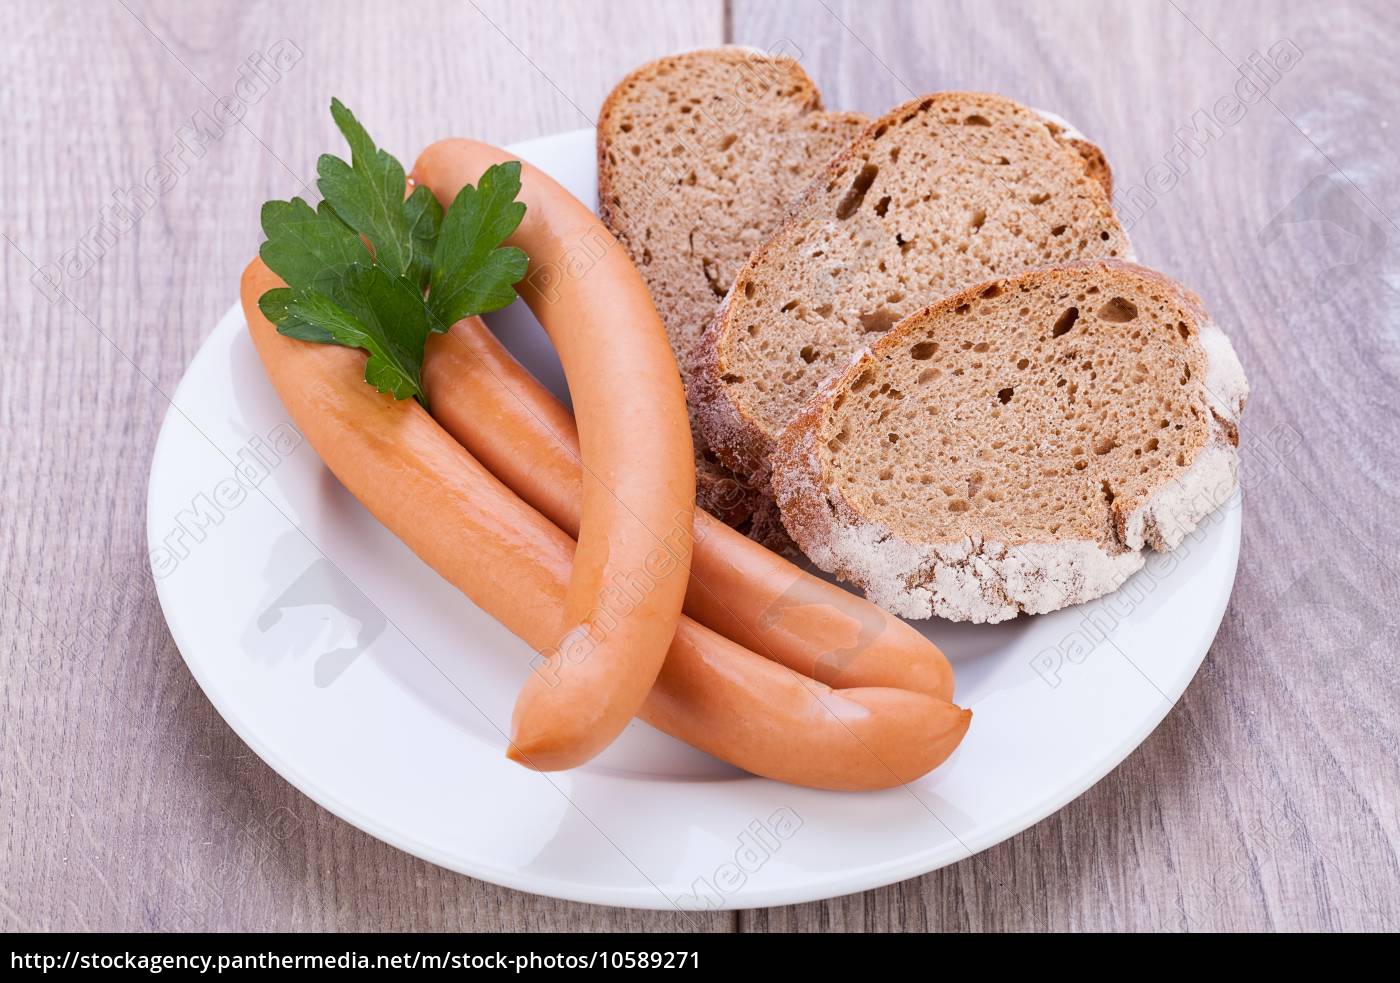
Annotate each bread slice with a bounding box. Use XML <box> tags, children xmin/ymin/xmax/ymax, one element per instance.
<box><xmin>690</xmin><ymin>91</ymin><xmax>1132</xmax><ymax>489</ymax></box>
<box><xmin>596</xmin><ymin>47</ymin><xmax>867</xmax><ymax>533</ymax></box>
<box><xmin>771</xmin><ymin>260</ymin><xmax>1249</xmax><ymax>623</ymax></box>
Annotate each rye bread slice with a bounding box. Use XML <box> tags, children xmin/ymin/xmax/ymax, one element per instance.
<box><xmin>597</xmin><ymin>47</ymin><xmax>866</xmax><ymax>533</ymax></box>
<box><xmin>690</xmin><ymin>91</ymin><xmax>1131</xmax><ymax>488</ymax></box>
<box><xmin>771</xmin><ymin>260</ymin><xmax>1249</xmax><ymax>623</ymax></box>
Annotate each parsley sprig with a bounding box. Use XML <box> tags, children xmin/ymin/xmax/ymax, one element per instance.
<box><xmin>257</xmin><ymin>98</ymin><xmax>528</xmax><ymax>403</ymax></box>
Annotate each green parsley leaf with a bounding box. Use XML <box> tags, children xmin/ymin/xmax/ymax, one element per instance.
<box><xmin>254</xmin><ymin>99</ymin><xmax>528</xmax><ymax>404</ymax></box>
<box><xmin>259</xmin><ymin>286</ymin><xmax>335</xmax><ymax>344</ymax></box>
<box><xmin>402</xmin><ymin>184</ymin><xmax>444</xmax><ymax>288</ymax></box>
<box><xmin>258</xmin><ymin>197</ymin><xmax>371</xmax><ymax>290</ymax></box>
<box><xmin>263</xmin><ymin>264</ymin><xmax>432</xmax><ymax>401</ymax></box>
<box><xmin>318</xmin><ymin>98</ymin><xmax>440</xmax><ymax>288</ymax></box>
<box><xmin>427</xmin><ymin>161</ymin><xmax>529</xmax><ymax>329</ymax></box>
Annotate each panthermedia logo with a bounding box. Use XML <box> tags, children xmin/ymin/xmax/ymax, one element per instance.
<box><xmin>247</xmin><ymin>551</ymin><xmax>386</xmax><ymax>687</ymax></box>
<box><xmin>1258</xmin><ymin>174</ymin><xmax>1389</xmax><ymax>304</ymax></box>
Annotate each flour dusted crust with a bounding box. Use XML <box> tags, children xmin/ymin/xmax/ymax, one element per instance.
<box><xmin>1120</xmin><ymin>319</ymin><xmax>1248</xmax><ymax>552</ymax></box>
<box><xmin>777</xmin><ymin>420</ymin><xmax>1148</xmax><ymax>621</ymax></box>
<box><xmin>772</xmin><ymin>261</ymin><xmax>1249</xmax><ymax>623</ymax></box>
<box><xmin>690</xmin><ymin>91</ymin><xmax>1130</xmax><ymax>490</ymax></box>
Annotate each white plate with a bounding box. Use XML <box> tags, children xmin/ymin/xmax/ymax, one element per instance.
<box><xmin>147</xmin><ymin>128</ymin><xmax>1241</xmax><ymax>911</ymax></box>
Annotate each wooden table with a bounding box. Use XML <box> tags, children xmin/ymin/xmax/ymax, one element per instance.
<box><xmin>2</xmin><ymin>0</ymin><xmax>1396</xmax><ymax>932</ymax></box>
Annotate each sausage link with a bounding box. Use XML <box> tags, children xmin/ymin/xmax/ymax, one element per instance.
<box><xmin>412</xmin><ymin>140</ymin><xmax>695</xmax><ymax>770</ymax></box>
<box><xmin>242</xmin><ymin>259</ymin><xmax>969</xmax><ymax>789</ymax></box>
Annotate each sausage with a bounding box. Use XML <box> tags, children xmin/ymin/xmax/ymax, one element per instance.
<box><xmin>411</xmin><ymin>140</ymin><xmax>696</xmax><ymax>771</ymax></box>
<box><xmin>241</xmin><ymin>259</ymin><xmax>970</xmax><ymax>789</ymax></box>
<box><xmin>422</xmin><ymin>318</ymin><xmax>956</xmax><ymax>701</ymax></box>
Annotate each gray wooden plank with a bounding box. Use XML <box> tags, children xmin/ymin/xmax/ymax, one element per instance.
<box><xmin>0</xmin><ymin>0</ymin><xmax>728</xmax><ymax>932</ymax></box>
<box><xmin>730</xmin><ymin>0</ymin><xmax>1400</xmax><ymax>932</ymax></box>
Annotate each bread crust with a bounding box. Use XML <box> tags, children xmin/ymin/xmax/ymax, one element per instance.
<box><xmin>1067</xmin><ymin>138</ymin><xmax>1113</xmax><ymax>199</ymax></box>
<box><xmin>771</xmin><ymin>260</ymin><xmax>1248</xmax><ymax>623</ymax></box>
<box><xmin>690</xmin><ymin>92</ymin><xmax>1127</xmax><ymax>489</ymax></box>
<box><xmin>1031</xmin><ymin>107</ymin><xmax>1114</xmax><ymax>198</ymax></box>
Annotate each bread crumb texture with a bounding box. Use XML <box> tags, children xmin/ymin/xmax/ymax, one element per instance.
<box><xmin>693</xmin><ymin>91</ymin><xmax>1131</xmax><ymax>483</ymax></box>
<box><xmin>597</xmin><ymin>47</ymin><xmax>865</xmax><ymax>526</ymax></box>
<box><xmin>773</xmin><ymin>261</ymin><xmax>1248</xmax><ymax>623</ymax></box>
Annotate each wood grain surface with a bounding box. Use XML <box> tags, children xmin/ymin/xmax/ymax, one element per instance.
<box><xmin>1</xmin><ymin>0</ymin><xmax>1395</xmax><ymax>932</ymax></box>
